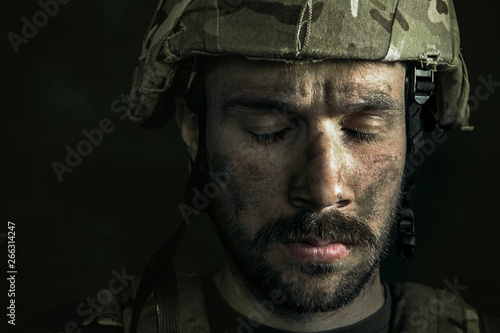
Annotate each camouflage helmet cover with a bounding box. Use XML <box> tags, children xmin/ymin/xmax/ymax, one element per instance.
<box><xmin>128</xmin><ymin>0</ymin><xmax>472</xmax><ymax>131</ymax></box>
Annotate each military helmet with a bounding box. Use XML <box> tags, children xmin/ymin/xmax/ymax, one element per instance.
<box><xmin>127</xmin><ymin>0</ymin><xmax>471</xmax><ymax>132</ymax></box>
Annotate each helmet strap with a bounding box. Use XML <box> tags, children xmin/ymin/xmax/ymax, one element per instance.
<box><xmin>397</xmin><ymin>65</ymin><xmax>435</xmax><ymax>257</ymax></box>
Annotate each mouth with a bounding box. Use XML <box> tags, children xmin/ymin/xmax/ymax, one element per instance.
<box><xmin>280</xmin><ymin>237</ymin><xmax>353</xmax><ymax>263</ymax></box>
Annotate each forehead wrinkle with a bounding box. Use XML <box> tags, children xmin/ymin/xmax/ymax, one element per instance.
<box><xmin>222</xmin><ymin>78</ymin><xmax>298</xmax><ymax>100</ymax></box>
<box><xmin>204</xmin><ymin>57</ymin><xmax>404</xmax><ymax>117</ymax></box>
<box><xmin>307</xmin><ymin>79</ymin><xmax>402</xmax><ymax>113</ymax></box>
<box><xmin>294</xmin><ymin>67</ymin><xmax>402</xmax><ymax>108</ymax></box>
<box><xmin>219</xmin><ymin>83</ymin><xmax>402</xmax><ymax>119</ymax></box>
<box><xmin>326</xmin><ymin>83</ymin><xmax>400</xmax><ymax>102</ymax></box>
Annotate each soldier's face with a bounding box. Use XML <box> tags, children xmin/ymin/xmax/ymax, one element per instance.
<box><xmin>202</xmin><ymin>57</ymin><xmax>406</xmax><ymax>315</ymax></box>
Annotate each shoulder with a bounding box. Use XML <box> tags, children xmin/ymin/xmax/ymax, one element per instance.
<box><xmin>81</xmin><ymin>272</ymin><xmax>210</xmax><ymax>333</ymax></box>
<box><xmin>177</xmin><ymin>273</ymin><xmax>212</xmax><ymax>332</ymax></box>
<box><xmin>79</xmin><ymin>273</ymin><xmax>139</xmax><ymax>332</ymax></box>
<box><xmin>388</xmin><ymin>281</ymin><xmax>499</xmax><ymax>333</ymax></box>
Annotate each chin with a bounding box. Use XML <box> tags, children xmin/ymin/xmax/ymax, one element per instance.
<box><xmin>233</xmin><ymin>247</ymin><xmax>381</xmax><ymax>318</ymax></box>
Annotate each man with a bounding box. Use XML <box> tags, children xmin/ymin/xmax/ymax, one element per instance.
<box><xmin>82</xmin><ymin>0</ymin><xmax>498</xmax><ymax>332</ymax></box>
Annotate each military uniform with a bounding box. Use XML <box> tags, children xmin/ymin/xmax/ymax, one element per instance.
<box><xmin>81</xmin><ymin>274</ymin><xmax>498</xmax><ymax>333</ymax></box>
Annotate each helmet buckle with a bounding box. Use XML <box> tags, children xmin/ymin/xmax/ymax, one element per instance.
<box><xmin>396</xmin><ymin>207</ymin><xmax>416</xmax><ymax>258</ymax></box>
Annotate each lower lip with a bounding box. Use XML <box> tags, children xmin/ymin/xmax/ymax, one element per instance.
<box><xmin>281</xmin><ymin>242</ymin><xmax>351</xmax><ymax>263</ymax></box>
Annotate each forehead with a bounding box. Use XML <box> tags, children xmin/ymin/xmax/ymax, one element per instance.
<box><xmin>203</xmin><ymin>56</ymin><xmax>406</xmax><ymax>102</ymax></box>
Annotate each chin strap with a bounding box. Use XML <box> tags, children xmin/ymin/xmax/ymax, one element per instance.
<box><xmin>397</xmin><ymin>66</ymin><xmax>435</xmax><ymax>258</ymax></box>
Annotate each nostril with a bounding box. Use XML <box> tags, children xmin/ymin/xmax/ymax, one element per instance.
<box><xmin>335</xmin><ymin>199</ymin><xmax>351</xmax><ymax>208</ymax></box>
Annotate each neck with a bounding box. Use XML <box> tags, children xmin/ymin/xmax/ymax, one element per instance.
<box><xmin>213</xmin><ymin>263</ymin><xmax>385</xmax><ymax>332</ymax></box>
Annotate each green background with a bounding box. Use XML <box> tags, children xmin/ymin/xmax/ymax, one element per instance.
<box><xmin>2</xmin><ymin>0</ymin><xmax>499</xmax><ymax>331</ymax></box>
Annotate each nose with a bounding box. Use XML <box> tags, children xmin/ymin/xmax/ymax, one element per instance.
<box><xmin>289</xmin><ymin>125</ymin><xmax>354</xmax><ymax>211</ymax></box>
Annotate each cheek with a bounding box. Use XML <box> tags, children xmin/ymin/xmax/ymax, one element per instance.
<box><xmin>355</xmin><ymin>155</ymin><xmax>403</xmax><ymax>200</ymax></box>
<box><xmin>349</xmin><ymin>135</ymin><xmax>406</xmax><ymax>222</ymax></box>
<box><xmin>206</xmin><ymin>119</ymin><xmax>292</xmax><ymax>234</ymax></box>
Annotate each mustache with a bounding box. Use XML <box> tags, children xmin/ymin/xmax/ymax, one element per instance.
<box><xmin>254</xmin><ymin>209</ymin><xmax>378</xmax><ymax>251</ymax></box>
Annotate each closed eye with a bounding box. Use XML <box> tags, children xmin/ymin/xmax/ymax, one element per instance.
<box><xmin>250</xmin><ymin>128</ymin><xmax>291</xmax><ymax>146</ymax></box>
<box><xmin>343</xmin><ymin>128</ymin><xmax>378</xmax><ymax>144</ymax></box>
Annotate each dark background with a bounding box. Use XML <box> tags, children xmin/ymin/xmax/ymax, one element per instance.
<box><xmin>2</xmin><ymin>1</ymin><xmax>500</xmax><ymax>332</ymax></box>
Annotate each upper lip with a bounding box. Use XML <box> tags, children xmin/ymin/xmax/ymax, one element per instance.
<box><xmin>286</xmin><ymin>237</ymin><xmax>352</xmax><ymax>246</ymax></box>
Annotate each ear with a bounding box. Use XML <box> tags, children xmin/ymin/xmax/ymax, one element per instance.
<box><xmin>175</xmin><ymin>95</ymin><xmax>199</xmax><ymax>163</ymax></box>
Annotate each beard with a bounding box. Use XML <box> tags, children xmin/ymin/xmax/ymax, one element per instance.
<box><xmin>196</xmin><ymin>136</ymin><xmax>405</xmax><ymax>319</ymax></box>
<box><xmin>207</xmin><ymin>187</ymin><xmax>402</xmax><ymax>319</ymax></box>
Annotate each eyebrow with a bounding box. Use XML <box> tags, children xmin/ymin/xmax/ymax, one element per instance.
<box><xmin>345</xmin><ymin>91</ymin><xmax>404</xmax><ymax>114</ymax></box>
<box><xmin>222</xmin><ymin>90</ymin><xmax>404</xmax><ymax>116</ymax></box>
<box><xmin>222</xmin><ymin>97</ymin><xmax>295</xmax><ymax>115</ymax></box>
